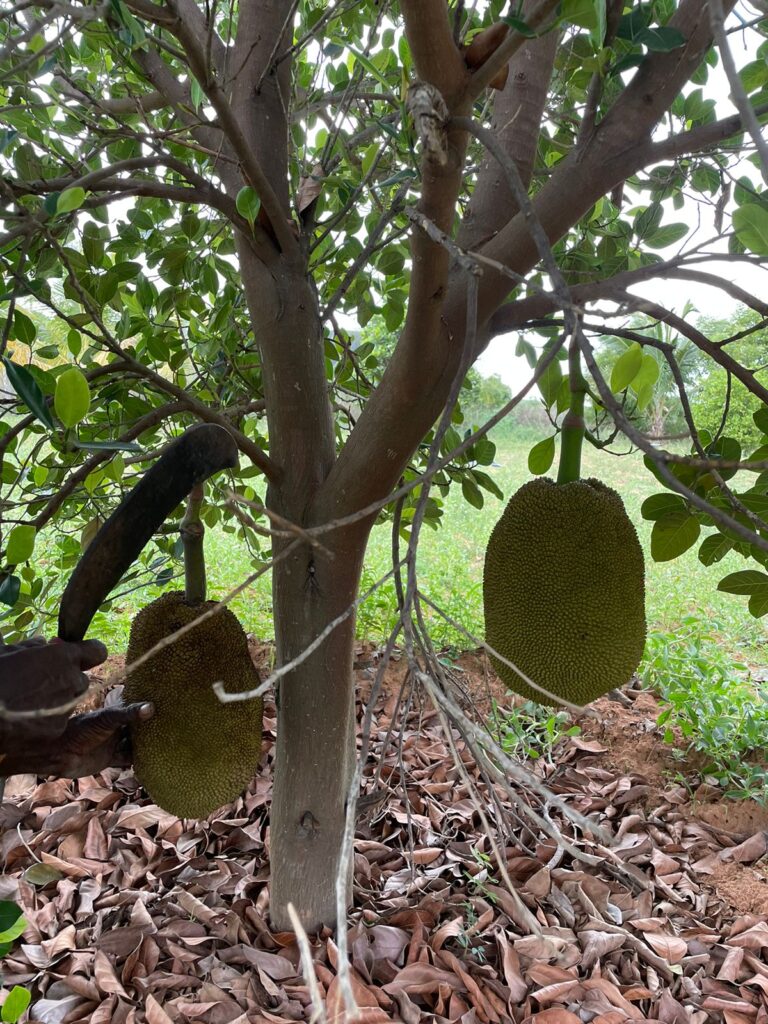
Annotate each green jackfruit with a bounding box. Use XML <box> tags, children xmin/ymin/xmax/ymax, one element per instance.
<box><xmin>124</xmin><ymin>591</ymin><xmax>263</xmax><ymax>818</ymax></box>
<box><xmin>483</xmin><ymin>477</ymin><xmax>645</xmax><ymax>706</ymax></box>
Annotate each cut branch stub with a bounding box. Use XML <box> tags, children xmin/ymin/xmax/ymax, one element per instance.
<box><xmin>406</xmin><ymin>81</ymin><xmax>450</xmax><ymax>165</ymax></box>
<box><xmin>462</xmin><ymin>23</ymin><xmax>511</xmax><ymax>91</ymax></box>
<box><xmin>180</xmin><ymin>483</ymin><xmax>207</xmax><ymax>606</ymax></box>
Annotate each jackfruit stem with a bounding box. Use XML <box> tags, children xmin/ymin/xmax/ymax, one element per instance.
<box><xmin>180</xmin><ymin>483</ymin><xmax>206</xmax><ymax>605</ymax></box>
<box><xmin>557</xmin><ymin>339</ymin><xmax>587</xmax><ymax>485</ymax></box>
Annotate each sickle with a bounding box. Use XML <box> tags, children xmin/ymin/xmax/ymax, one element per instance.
<box><xmin>57</xmin><ymin>423</ymin><xmax>239</xmax><ymax>642</ymax></box>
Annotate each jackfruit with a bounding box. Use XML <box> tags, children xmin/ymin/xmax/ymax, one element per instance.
<box><xmin>483</xmin><ymin>477</ymin><xmax>645</xmax><ymax>706</ymax></box>
<box><xmin>124</xmin><ymin>591</ymin><xmax>263</xmax><ymax>818</ymax></box>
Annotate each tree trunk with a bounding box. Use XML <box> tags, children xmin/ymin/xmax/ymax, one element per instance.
<box><xmin>268</xmin><ymin>530</ymin><xmax>367</xmax><ymax>931</ymax></box>
<box><xmin>237</xmin><ymin>245</ymin><xmax>365</xmax><ymax>931</ymax></box>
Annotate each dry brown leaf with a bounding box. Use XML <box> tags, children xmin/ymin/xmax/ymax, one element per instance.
<box><xmin>93</xmin><ymin>949</ymin><xmax>130</xmax><ymax>998</ymax></box>
<box><xmin>729</xmin><ymin>923</ymin><xmax>768</xmax><ymax>950</ymax></box>
<box><xmin>383</xmin><ymin>962</ymin><xmax>463</xmax><ymax>997</ymax></box>
<box><xmin>529</xmin><ymin>1008</ymin><xmax>583</xmax><ymax>1024</ymax></box>
<box><xmin>643</xmin><ymin>933</ymin><xmax>688</xmax><ymax>963</ymax></box>
<box><xmin>326</xmin><ymin>969</ymin><xmax>385</xmax><ymax>1023</ymax></box>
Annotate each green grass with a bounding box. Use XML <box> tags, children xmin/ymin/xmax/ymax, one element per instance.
<box><xmin>26</xmin><ymin>422</ymin><xmax>768</xmax><ymax>798</ymax></box>
<box><xmin>68</xmin><ymin>423</ymin><xmax>768</xmax><ymax>664</ymax></box>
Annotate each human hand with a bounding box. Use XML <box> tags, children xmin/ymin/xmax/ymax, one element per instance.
<box><xmin>0</xmin><ymin>638</ymin><xmax>108</xmax><ymax>743</ymax></box>
<box><xmin>0</xmin><ymin>700</ymin><xmax>154</xmax><ymax>778</ymax></box>
<box><xmin>0</xmin><ymin>638</ymin><xmax>155</xmax><ymax>778</ymax></box>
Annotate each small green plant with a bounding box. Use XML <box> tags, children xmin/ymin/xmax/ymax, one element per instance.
<box><xmin>490</xmin><ymin>700</ymin><xmax>580</xmax><ymax>761</ymax></box>
<box><xmin>642</xmin><ymin>619</ymin><xmax>768</xmax><ymax>801</ymax></box>
<box><xmin>456</xmin><ymin>901</ymin><xmax>488</xmax><ymax>964</ymax></box>
<box><xmin>0</xmin><ymin>901</ymin><xmax>31</xmax><ymax>1023</ymax></box>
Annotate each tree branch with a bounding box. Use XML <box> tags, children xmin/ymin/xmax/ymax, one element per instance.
<box><xmin>156</xmin><ymin>0</ymin><xmax>299</xmax><ymax>257</ymax></box>
<box><xmin>461</xmin><ymin>0</ymin><xmax>560</xmax><ymax>103</ymax></box>
<box><xmin>648</xmin><ymin>103</ymin><xmax>768</xmax><ymax>162</ymax></box>
<box><xmin>400</xmin><ymin>0</ymin><xmax>468</xmax><ymax>103</ymax></box>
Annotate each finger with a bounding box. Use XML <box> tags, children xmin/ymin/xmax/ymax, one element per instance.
<box><xmin>68</xmin><ymin>702</ymin><xmax>152</xmax><ymax>740</ymax></box>
<box><xmin>109</xmin><ymin>702</ymin><xmax>154</xmax><ymax>727</ymax></box>
<box><xmin>68</xmin><ymin>640</ymin><xmax>109</xmax><ymax>670</ymax></box>
<box><xmin>131</xmin><ymin>701</ymin><xmax>155</xmax><ymax>722</ymax></box>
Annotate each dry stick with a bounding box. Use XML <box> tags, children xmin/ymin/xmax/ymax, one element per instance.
<box><xmin>418</xmin><ymin>591</ymin><xmax>584</xmax><ymax>713</ymax></box>
<box><xmin>334</xmin><ymin>620</ymin><xmax>403</xmax><ymax>1019</ymax></box>
<box><xmin>286</xmin><ymin>903</ymin><xmax>327</xmax><ymax>1024</ymax></box>
<box><xmin>578</xmin><ymin>332</ymin><xmax>768</xmax><ymax>556</ymax></box>
<box><xmin>709</xmin><ymin>0</ymin><xmax>768</xmax><ymax>184</ymax></box>
<box><xmin>213</xmin><ymin>563</ymin><xmax>404</xmax><ymax>703</ymax></box>
<box><xmin>227</xmin><ymin>323</ymin><xmax>567</xmax><ymax>556</ymax></box>
<box><xmin>469</xmin><ymin>737</ymin><xmax>653</xmax><ymax>893</ymax></box>
<box><xmin>458</xmin><ymin>111</ymin><xmax>768</xmax><ymax>549</ymax></box>
<box><xmin>413</xmin><ymin>591</ymin><xmax>637</xmax><ymax>879</ymax></box>
<box><xmin>424</xmin><ymin>663</ymin><xmax>543</xmax><ymax>935</ymax></box>
<box><xmin>0</xmin><ymin>692</ymin><xmax>84</xmax><ymax>721</ymax></box>
<box><xmin>417</xmin><ymin>671</ymin><xmax>610</xmax><ymax>843</ymax></box>
<box><xmin>110</xmin><ymin>540</ymin><xmax>302</xmax><ymax>693</ymax></box>
<box><xmin>226</xmin><ymin>491</ymin><xmax>334</xmax><ymax>557</ymax></box>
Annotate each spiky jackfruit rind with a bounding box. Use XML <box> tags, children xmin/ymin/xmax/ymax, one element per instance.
<box><xmin>483</xmin><ymin>477</ymin><xmax>646</xmax><ymax>707</ymax></box>
<box><xmin>124</xmin><ymin>591</ymin><xmax>263</xmax><ymax>818</ymax></box>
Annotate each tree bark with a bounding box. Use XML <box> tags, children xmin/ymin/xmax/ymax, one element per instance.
<box><xmin>268</xmin><ymin>532</ymin><xmax>367</xmax><ymax>931</ymax></box>
<box><xmin>237</xmin><ymin>240</ymin><xmax>360</xmax><ymax>930</ymax></box>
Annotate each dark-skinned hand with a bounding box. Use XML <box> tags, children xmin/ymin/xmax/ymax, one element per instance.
<box><xmin>0</xmin><ymin>639</ymin><xmax>153</xmax><ymax>779</ymax></box>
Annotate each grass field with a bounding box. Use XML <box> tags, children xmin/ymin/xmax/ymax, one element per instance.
<box><xmin>87</xmin><ymin>424</ymin><xmax>768</xmax><ymax>669</ymax></box>
<box><xmin>37</xmin><ymin>423</ymin><xmax>768</xmax><ymax>796</ymax></box>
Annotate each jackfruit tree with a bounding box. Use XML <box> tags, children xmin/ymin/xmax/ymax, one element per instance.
<box><xmin>1</xmin><ymin>0</ymin><xmax>768</xmax><ymax>931</ymax></box>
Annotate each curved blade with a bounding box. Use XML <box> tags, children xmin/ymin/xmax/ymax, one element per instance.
<box><xmin>58</xmin><ymin>423</ymin><xmax>239</xmax><ymax>641</ymax></box>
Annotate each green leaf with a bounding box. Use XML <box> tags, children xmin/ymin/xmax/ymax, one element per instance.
<box><xmin>348</xmin><ymin>47</ymin><xmax>390</xmax><ymax>88</ymax></box>
<box><xmin>12</xmin><ymin>309</ymin><xmax>36</xmax><ymax>345</ymax></box>
<box><xmin>1</xmin><ymin>986</ymin><xmax>31</xmax><ymax>1023</ymax></box>
<box><xmin>634</xmin><ymin>202</ymin><xmax>663</xmax><ymax>239</ymax></box>
<box><xmin>471</xmin><ymin>437</ymin><xmax>496</xmax><ymax>465</ymax></box>
<box><xmin>5</xmin><ymin>525</ymin><xmax>36</xmax><ymax>565</ymax></box>
<box><xmin>636</xmin><ymin>26</ymin><xmax>686</xmax><ymax>51</ymax></box>
<box><xmin>702</xmin><ymin>435</ymin><xmax>741</xmax><ymax>484</ymax></box>
<box><xmin>562</xmin><ymin>0</ymin><xmax>606</xmax><ymax>45</ymax></box>
<box><xmin>733</xmin><ymin>204</ymin><xmax>768</xmax><ymax>255</ymax></box>
<box><xmin>501</xmin><ymin>14</ymin><xmax>536</xmax><ymax>37</ymax></box>
<box><xmin>749</xmin><ymin>592</ymin><xmax>768</xmax><ymax>617</ymax></box>
<box><xmin>236</xmin><ymin>187</ymin><xmax>261</xmax><ymax>228</ymax></box>
<box><xmin>24</xmin><ymin>863</ymin><xmax>63</xmax><ymax>886</ymax></box>
<box><xmin>56</xmin><ymin>187</ymin><xmax>86</xmax><ymax>214</ymax></box>
<box><xmin>641</xmin><ymin>493</ymin><xmax>686</xmax><ymax>521</ymax></box>
<box><xmin>536</xmin><ymin>352</ymin><xmax>563</xmax><ymax>408</ymax></box>
<box><xmin>190</xmin><ymin>76</ymin><xmax>204</xmax><ymax>110</ymax></box>
<box><xmin>753</xmin><ymin>406</ymin><xmax>768</xmax><ymax>434</ymax></box>
<box><xmin>644</xmin><ymin>223</ymin><xmax>689</xmax><ymax>249</ymax></box>
<box><xmin>54</xmin><ymin>367</ymin><xmax>90</xmax><ymax>427</ymax></box>
<box><xmin>516</xmin><ymin>338</ymin><xmax>537</xmax><ymax>368</ymax></box>
<box><xmin>610</xmin><ymin>342</ymin><xmax>643</xmax><ymax>392</ymax></box>
<box><xmin>717</xmin><ymin>570</ymin><xmax>768</xmax><ymax>595</ymax></box>
<box><xmin>631</xmin><ymin>353</ymin><xmax>660</xmax><ymax>393</ymax></box>
<box><xmin>473</xmin><ymin>469</ymin><xmax>503</xmax><ymax>500</ymax></box>
<box><xmin>0</xmin><ymin>902</ymin><xmax>26</xmax><ymax>945</ymax></box>
<box><xmin>634</xmin><ymin>382</ymin><xmax>654</xmax><ymax>411</ymax></box>
<box><xmin>71</xmin><ymin>439</ymin><xmax>142</xmax><ymax>453</ymax></box>
<box><xmin>698</xmin><ymin>534</ymin><xmax>733</xmax><ymax>566</ymax></box>
<box><xmin>651</xmin><ymin>510</ymin><xmax>701</xmax><ymax>562</ymax></box>
<box><xmin>528</xmin><ymin>436</ymin><xmax>556</xmax><ymax>475</ymax></box>
<box><xmin>461</xmin><ymin>476</ymin><xmax>484</xmax><ymax>509</ymax></box>
<box><xmin>0</xmin><ymin>575</ymin><xmax>20</xmax><ymax>607</ymax></box>
<box><xmin>2</xmin><ymin>357</ymin><xmax>54</xmax><ymax>429</ymax></box>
